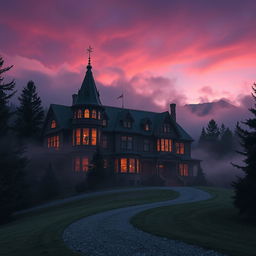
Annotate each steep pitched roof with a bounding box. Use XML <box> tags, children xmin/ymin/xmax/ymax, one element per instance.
<box><xmin>50</xmin><ymin>104</ymin><xmax>72</xmax><ymax>129</ymax></box>
<box><xmin>73</xmin><ymin>64</ymin><xmax>101</xmax><ymax>106</ymax></box>
<box><xmin>45</xmin><ymin>104</ymin><xmax>193</xmax><ymax>141</ymax></box>
<box><xmin>103</xmin><ymin>106</ymin><xmax>193</xmax><ymax>141</ymax></box>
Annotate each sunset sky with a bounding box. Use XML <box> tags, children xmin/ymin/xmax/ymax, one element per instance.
<box><xmin>1</xmin><ymin>0</ymin><xmax>256</xmax><ymax>135</ymax></box>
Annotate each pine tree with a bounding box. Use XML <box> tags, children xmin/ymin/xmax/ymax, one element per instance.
<box><xmin>0</xmin><ymin>57</ymin><xmax>27</xmax><ymax>223</ymax></box>
<box><xmin>220</xmin><ymin>127</ymin><xmax>234</xmax><ymax>155</ymax></box>
<box><xmin>15</xmin><ymin>81</ymin><xmax>44</xmax><ymax>141</ymax></box>
<box><xmin>219</xmin><ymin>123</ymin><xmax>226</xmax><ymax>139</ymax></box>
<box><xmin>205</xmin><ymin>119</ymin><xmax>220</xmax><ymax>141</ymax></box>
<box><xmin>232</xmin><ymin>84</ymin><xmax>256</xmax><ymax>219</ymax></box>
<box><xmin>198</xmin><ymin>127</ymin><xmax>207</xmax><ymax>147</ymax></box>
<box><xmin>0</xmin><ymin>57</ymin><xmax>16</xmax><ymax>135</ymax></box>
<box><xmin>0</xmin><ymin>138</ymin><xmax>27</xmax><ymax>223</ymax></box>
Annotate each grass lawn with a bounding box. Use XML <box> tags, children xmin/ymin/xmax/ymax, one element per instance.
<box><xmin>131</xmin><ymin>187</ymin><xmax>256</xmax><ymax>256</ymax></box>
<box><xmin>0</xmin><ymin>189</ymin><xmax>178</xmax><ymax>256</ymax></box>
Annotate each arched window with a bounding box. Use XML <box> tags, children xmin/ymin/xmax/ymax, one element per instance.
<box><xmin>77</xmin><ymin>109</ymin><xmax>82</xmax><ymax>119</ymax></box>
<box><xmin>51</xmin><ymin>120</ymin><xmax>57</xmax><ymax>129</ymax></box>
<box><xmin>84</xmin><ymin>109</ymin><xmax>90</xmax><ymax>118</ymax></box>
<box><xmin>92</xmin><ymin>109</ymin><xmax>97</xmax><ymax>119</ymax></box>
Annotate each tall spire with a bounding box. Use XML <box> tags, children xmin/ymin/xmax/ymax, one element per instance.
<box><xmin>73</xmin><ymin>47</ymin><xmax>101</xmax><ymax>106</ymax></box>
<box><xmin>87</xmin><ymin>46</ymin><xmax>93</xmax><ymax>67</ymax></box>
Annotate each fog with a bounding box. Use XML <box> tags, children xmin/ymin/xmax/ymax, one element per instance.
<box><xmin>192</xmin><ymin>148</ymin><xmax>244</xmax><ymax>188</ymax></box>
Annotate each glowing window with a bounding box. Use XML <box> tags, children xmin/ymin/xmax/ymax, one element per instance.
<box><xmin>82</xmin><ymin>157</ymin><xmax>89</xmax><ymax>172</ymax></box>
<box><xmin>176</xmin><ymin>143</ymin><xmax>185</xmax><ymax>154</ymax></box>
<box><xmin>164</xmin><ymin>139</ymin><xmax>169</xmax><ymax>151</ymax></box>
<box><xmin>77</xmin><ymin>109</ymin><xmax>82</xmax><ymax>118</ymax></box>
<box><xmin>157</xmin><ymin>139</ymin><xmax>172</xmax><ymax>152</ymax></box>
<box><xmin>120</xmin><ymin>158</ymin><xmax>127</xmax><ymax>173</ymax></box>
<box><xmin>136</xmin><ymin>159</ymin><xmax>140</xmax><ymax>173</ymax></box>
<box><xmin>169</xmin><ymin>140</ymin><xmax>172</xmax><ymax>152</ymax></box>
<box><xmin>84</xmin><ymin>109</ymin><xmax>90</xmax><ymax>118</ymax></box>
<box><xmin>51</xmin><ymin>120</ymin><xmax>57</xmax><ymax>129</ymax></box>
<box><xmin>179</xmin><ymin>164</ymin><xmax>189</xmax><ymax>176</ymax></box>
<box><xmin>47</xmin><ymin>135</ymin><xmax>59</xmax><ymax>149</ymax></box>
<box><xmin>157</xmin><ymin>139</ymin><xmax>160</xmax><ymax>151</ymax></box>
<box><xmin>76</xmin><ymin>128</ymin><xmax>81</xmax><ymax>145</ymax></box>
<box><xmin>129</xmin><ymin>158</ymin><xmax>136</xmax><ymax>173</ymax></box>
<box><xmin>92</xmin><ymin>109</ymin><xmax>97</xmax><ymax>119</ymax></box>
<box><xmin>161</xmin><ymin>139</ymin><xmax>165</xmax><ymax>152</ymax></box>
<box><xmin>82</xmin><ymin>128</ymin><xmax>89</xmax><ymax>145</ymax></box>
<box><xmin>91</xmin><ymin>128</ymin><xmax>97</xmax><ymax>145</ymax></box>
<box><xmin>144</xmin><ymin>123</ymin><xmax>150</xmax><ymax>131</ymax></box>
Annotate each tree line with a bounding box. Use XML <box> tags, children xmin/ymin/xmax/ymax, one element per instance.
<box><xmin>198</xmin><ymin>119</ymin><xmax>236</xmax><ymax>157</ymax></box>
<box><xmin>0</xmin><ymin>56</ymin><xmax>59</xmax><ymax>223</ymax></box>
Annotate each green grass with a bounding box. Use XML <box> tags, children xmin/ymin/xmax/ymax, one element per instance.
<box><xmin>0</xmin><ymin>189</ymin><xmax>178</xmax><ymax>256</ymax></box>
<box><xmin>131</xmin><ymin>187</ymin><xmax>256</xmax><ymax>256</ymax></box>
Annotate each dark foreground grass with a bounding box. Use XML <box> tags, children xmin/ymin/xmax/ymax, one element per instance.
<box><xmin>131</xmin><ymin>187</ymin><xmax>256</xmax><ymax>256</ymax></box>
<box><xmin>0</xmin><ymin>189</ymin><xmax>178</xmax><ymax>256</ymax></box>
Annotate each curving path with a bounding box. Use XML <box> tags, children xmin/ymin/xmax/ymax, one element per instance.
<box><xmin>63</xmin><ymin>187</ymin><xmax>227</xmax><ymax>256</ymax></box>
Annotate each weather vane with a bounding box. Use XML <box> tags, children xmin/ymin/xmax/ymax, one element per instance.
<box><xmin>87</xmin><ymin>46</ymin><xmax>93</xmax><ymax>65</ymax></box>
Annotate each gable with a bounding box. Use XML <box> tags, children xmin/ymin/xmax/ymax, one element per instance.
<box><xmin>43</xmin><ymin>104</ymin><xmax>72</xmax><ymax>135</ymax></box>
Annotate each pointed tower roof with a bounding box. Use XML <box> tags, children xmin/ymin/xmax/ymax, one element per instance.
<box><xmin>73</xmin><ymin>47</ymin><xmax>102</xmax><ymax>106</ymax></box>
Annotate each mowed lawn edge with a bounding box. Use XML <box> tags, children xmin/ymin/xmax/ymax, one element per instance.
<box><xmin>0</xmin><ymin>189</ymin><xmax>178</xmax><ymax>256</ymax></box>
<box><xmin>131</xmin><ymin>187</ymin><xmax>256</xmax><ymax>256</ymax></box>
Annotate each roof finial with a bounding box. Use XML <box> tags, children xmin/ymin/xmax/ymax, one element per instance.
<box><xmin>86</xmin><ymin>46</ymin><xmax>93</xmax><ymax>67</ymax></box>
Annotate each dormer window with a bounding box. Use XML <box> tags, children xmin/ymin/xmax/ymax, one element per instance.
<box><xmin>84</xmin><ymin>109</ymin><xmax>90</xmax><ymax>118</ymax></box>
<box><xmin>123</xmin><ymin>120</ymin><xmax>132</xmax><ymax>128</ymax></box>
<box><xmin>92</xmin><ymin>109</ymin><xmax>97</xmax><ymax>119</ymax></box>
<box><xmin>51</xmin><ymin>120</ymin><xmax>57</xmax><ymax>129</ymax></box>
<box><xmin>103</xmin><ymin>119</ymin><xmax>107</xmax><ymax>127</ymax></box>
<box><xmin>77</xmin><ymin>109</ymin><xmax>82</xmax><ymax>119</ymax></box>
<box><xmin>144</xmin><ymin>123</ymin><xmax>150</xmax><ymax>131</ymax></box>
<box><xmin>163</xmin><ymin>123</ymin><xmax>171</xmax><ymax>133</ymax></box>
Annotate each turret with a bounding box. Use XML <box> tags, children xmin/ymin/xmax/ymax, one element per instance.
<box><xmin>71</xmin><ymin>47</ymin><xmax>104</xmax><ymax>149</ymax></box>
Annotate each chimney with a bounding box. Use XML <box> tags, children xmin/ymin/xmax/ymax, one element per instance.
<box><xmin>170</xmin><ymin>103</ymin><xmax>176</xmax><ymax>121</ymax></box>
<box><xmin>72</xmin><ymin>94</ymin><xmax>78</xmax><ymax>105</ymax></box>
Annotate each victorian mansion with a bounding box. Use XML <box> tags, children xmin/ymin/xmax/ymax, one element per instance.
<box><xmin>42</xmin><ymin>57</ymin><xmax>200</xmax><ymax>186</ymax></box>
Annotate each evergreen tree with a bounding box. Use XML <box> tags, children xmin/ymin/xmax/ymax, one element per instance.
<box><xmin>0</xmin><ymin>57</ymin><xmax>16</xmax><ymax>135</ymax></box>
<box><xmin>39</xmin><ymin>163</ymin><xmax>59</xmax><ymax>201</ymax></box>
<box><xmin>232</xmin><ymin>84</ymin><xmax>256</xmax><ymax>219</ymax></box>
<box><xmin>219</xmin><ymin>124</ymin><xmax>226</xmax><ymax>139</ymax></box>
<box><xmin>220</xmin><ymin>127</ymin><xmax>234</xmax><ymax>155</ymax></box>
<box><xmin>205</xmin><ymin>119</ymin><xmax>220</xmax><ymax>141</ymax></box>
<box><xmin>0</xmin><ymin>138</ymin><xmax>27</xmax><ymax>223</ymax></box>
<box><xmin>198</xmin><ymin>127</ymin><xmax>207</xmax><ymax>147</ymax></box>
<box><xmin>15</xmin><ymin>81</ymin><xmax>44</xmax><ymax>141</ymax></box>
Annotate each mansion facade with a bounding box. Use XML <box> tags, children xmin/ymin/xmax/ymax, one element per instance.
<box><xmin>42</xmin><ymin>60</ymin><xmax>200</xmax><ymax>186</ymax></box>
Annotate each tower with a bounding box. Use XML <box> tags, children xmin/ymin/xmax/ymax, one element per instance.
<box><xmin>71</xmin><ymin>47</ymin><xmax>104</xmax><ymax>172</ymax></box>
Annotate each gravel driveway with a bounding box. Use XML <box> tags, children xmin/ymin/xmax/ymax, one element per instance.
<box><xmin>63</xmin><ymin>187</ymin><xmax>227</xmax><ymax>256</ymax></box>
